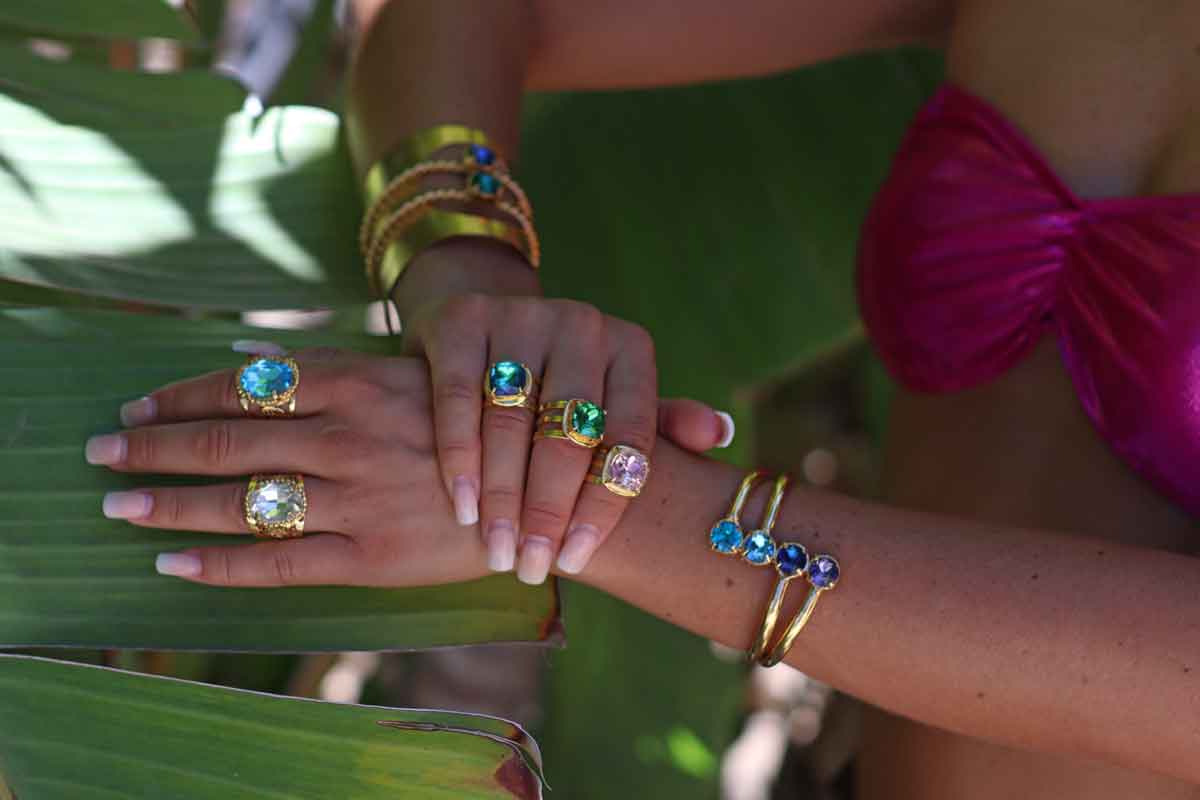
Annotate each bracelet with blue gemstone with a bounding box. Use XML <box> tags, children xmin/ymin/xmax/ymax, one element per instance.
<box><xmin>708</xmin><ymin>470</ymin><xmax>767</xmax><ymax>555</ymax></box>
<box><xmin>745</xmin><ymin>474</ymin><xmax>804</xmax><ymax>660</ymax></box>
<box><xmin>759</xmin><ymin>553</ymin><xmax>841</xmax><ymax>668</ymax></box>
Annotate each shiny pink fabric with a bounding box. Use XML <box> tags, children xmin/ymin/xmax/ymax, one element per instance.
<box><xmin>858</xmin><ymin>84</ymin><xmax>1200</xmax><ymax>517</ymax></box>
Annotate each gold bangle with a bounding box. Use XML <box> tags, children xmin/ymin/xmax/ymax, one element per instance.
<box><xmin>747</xmin><ymin>475</ymin><xmax>794</xmax><ymax>660</ymax></box>
<box><xmin>760</xmin><ymin>553</ymin><xmax>841</xmax><ymax>667</ymax></box>
<box><xmin>362</xmin><ymin>124</ymin><xmax>505</xmax><ymax>206</ymax></box>
<box><xmin>707</xmin><ymin>470</ymin><xmax>766</xmax><ymax>555</ymax></box>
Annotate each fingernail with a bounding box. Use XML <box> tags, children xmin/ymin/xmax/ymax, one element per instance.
<box><xmin>232</xmin><ymin>339</ymin><xmax>286</xmax><ymax>356</ymax></box>
<box><xmin>102</xmin><ymin>491</ymin><xmax>152</xmax><ymax>520</ymax></box>
<box><xmin>516</xmin><ymin>536</ymin><xmax>553</xmax><ymax>585</ymax></box>
<box><xmin>486</xmin><ymin>519</ymin><xmax>517</xmax><ymax>572</ymax></box>
<box><xmin>119</xmin><ymin>396</ymin><xmax>156</xmax><ymax>427</ymax></box>
<box><xmin>85</xmin><ymin>434</ymin><xmax>126</xmax><ymax>465</ymax></box>
<box><xmin>452</xmin><ymin>476</ymin><xmax>479</xmax><ymax>526</ymax></box>
<box><xmin>715</xmin><ymin>411</ymin><xmax>736</xmax><ymax>449</ymax></box>
<box><xmin>557</xmin><ymin>524</ymin><xmax>600</xmax><ymax>575</ymax></box>
<box><xmin>155</xmin><ymin>552</ymin><xmax>202</xmax><ymax>578</ymax></box>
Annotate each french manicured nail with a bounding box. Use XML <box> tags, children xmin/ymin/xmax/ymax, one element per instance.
<box><xmin>715</xmin><ymin>411</ymin><xmax>736</xmax><ymax>449</ymax></box>
<box><xmin>232</xmin><ymin>339</ymin><xmax>286</xmax><ymax>356</ymax></box>
<box><xmin>516</xmin><ymin>536</ymin><xmax>553</xmax><ymax>585</ymax></box>
<box><xmin>557</xmin><ymin>524</ymin><xmax>600</xmax><ymax>575</ymax></box>
<box><xmin>119</xmin><ymin>396</ymin><xmax>156</xmax><ymax>427</ymax></box>
<box><xmin>486</xmin><ymin>519</ymin><xmax>517</xmax><ymax>572</ymax></box>
<box><xmin>452</xmin><ymin>476</ymin><xmax>479</xmax><ymax>526</ymax></box>
<box><xmin>155</xmin><ymin>552</ymin><xmax>202</xmax><ymax>578</ymax></box>
<box><xmin>85</xmin><ymin>434</ymin><xmax>126</xmax><ymax>465</ymax></box>
<box><xmin>102</xmin><ymin>491</ymin><xmax>152</xmax><ymax>520</ymax></box>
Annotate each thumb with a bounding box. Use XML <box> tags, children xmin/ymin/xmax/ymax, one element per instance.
<box><xmin>658</xmin><ymin>398</ymin><xmax>736</xmax><ymax>452</ymax></box>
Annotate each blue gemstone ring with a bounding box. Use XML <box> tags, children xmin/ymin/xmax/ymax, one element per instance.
<box><xmin>485</xmin><ymin>360</ymin><xmax>538</xmax><ymax>411</ymax></box>
<box><xmin>236</xmin><ymin>355</ymin><xmax>300</xmax><ymax>416</ymax></box>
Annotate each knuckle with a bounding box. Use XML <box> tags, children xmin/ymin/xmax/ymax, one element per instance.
<box><xmin>434</xmin><ymin>377</ymin><xmax>480</xmax><ymax>407</ymax></box>
<box><xmin>437</xmin><ymin>437</ymin><xmax>479</xmax><ymax>469</ymax></box>
<box><xmin>623</xmin><ymin>323</ymin><xmax>656</xmax><ymax>362</ymax></box>
<box><xmin>202</xmin><ymin>550</ymin><xmax>235</xmax><ymax>586</ymax></box>
<box><xmin>521</xmin><ymin>499</ymin><xmax>571</xmax><ymax>535</ymax></box>
<box><xmin>483</xmin><ymin>406</ymin><xmax>534</xmax><ymax>438</ymax></box>
<box><xmin>561</xmin><ymin>300</ymin><xmax>605</xmax><ymax>335</ymax></box>
<box><xmin>317</xmin><ymin>424</ymin><xmax>377</xmax><ymax>468</ymax></box>
<box><xmin>160</xmin><ymin>490</ymin><xmax>186</xmax><ymax>528</ymax></box>
<box><xmin>617</xmin><ymin>413</ymin><xmax>657</xmax><ymax>451</ymax></box>
<box><xmin>483</xmin><ymin>483</ymin><xmax>522</xmax><ymax>509</ymax></box>
<box><xmin>197</xmin><ymin>422</ymin><xmax>236</xmax><ymax>468</ymax></box>
<box><xmin>331</xmin><ymin>372</ymin><xmax>387</xmax><ymax>405</ymax></box>
<box><xmin>123</xmin><ymin>431</ymin><xmax>153</xmax><ymax>469</ymax></box>
<box><xmin>219</xmin><ymin>369</ymin><xmax>240</xmax><ymax>412</ymax></box>
<box><xmin>271</xmin><ymin>550</ymin><xmax>298</xmax><ymax>586</ymax></box>
<box><xmin>583</xmin><ymin>490</ymin><xmax>626</xmax><ymax>520</ymax></box>
<box><xmin>442</xmin><ymin>293</ymin><xmax>491</xmax><ymax>327</ymax></box>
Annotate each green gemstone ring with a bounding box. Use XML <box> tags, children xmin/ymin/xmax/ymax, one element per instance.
<box><xmin>535</xmin><ymin>398</ymin><xmax>605</xmax><ymax>448</ymax></box>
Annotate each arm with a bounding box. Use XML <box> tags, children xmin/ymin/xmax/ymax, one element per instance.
<box><xmin>578</xmin><ymin>440</ymin><xmax>1200</xmax><ymax>783</ymax></box>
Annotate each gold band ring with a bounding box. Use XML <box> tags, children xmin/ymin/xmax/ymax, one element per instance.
<box><xmin>533</xmin><ymin>398</ymin><xmax>605</xmax><ymax>448</ymax></box>
<box><xmin>586</xmin><ymin>444</ymin><xmax>651</xmax><ymax>497</ymax></box>
<box><xmin>244</xmin><ymin>474</ymin><xmax>307</xmax><ymax>539</ymax></box>
<box><xmin>485</xmin><ymin>361</ymin><xmax>539</xmax><ymax>411</ymax></box>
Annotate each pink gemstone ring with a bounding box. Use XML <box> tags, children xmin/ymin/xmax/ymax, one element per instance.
<box><xmin>587</xmin><ymin>444</ymin><xmax>650</xmax><ymax>498</ymax></box>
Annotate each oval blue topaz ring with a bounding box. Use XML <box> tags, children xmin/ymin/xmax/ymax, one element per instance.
<box><xmin>236</xmin><ymin>355</ymin><xmax>300</xmax><ymax>416</ymax></box>
<box><xmin>244</xmin><ymin>474</ymin><xmax>307</xmax><ymax>538</ymax></box>
<box><xmin>760</xmin><ymin>554</ymin><xmax>841</xmax><ymax>668</ymax></box>
<box><xmin>708</xmin><ymin>470</ymin><xmax>766</xmax><ymax>555</ymax></box>
<box><xmin>535</xmin><ymin>399</ymin><xmax>605</xmax><ymax>448</ymax></box>
<box><xmin>485</xmin><ymin>360</ymin><xmax>538</xmax><ymax>411</ymax></box>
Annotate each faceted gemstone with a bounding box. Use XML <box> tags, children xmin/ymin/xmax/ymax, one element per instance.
<box><xmin>488</xmin><ymin>360</ymin><xmax>528</xmax><ymax>398</ymax></box>
<box><xmin>469</xmin><ymin>144</ymin><xmax>496</xmax><ymax>165</ymax></box>
<box><xmin>809</xmin><ymin>555</ymin><xmax>841</xmax><ymax>589</ymax></box>
<box><xmin>742</xmin><ymin>530</ymin><xmax>777</xmax><ymax>565</ymax></box>
<box><xmin>239</xmin><ymin>358</ymin><xmax>294</xmax><ymax>400</ymax></box>
<box><xmin>776</xmin><ymin>543</ymin><xmax>809</xmax><ymax>577</ymax></box>
<box><xmin>709</xmin><ymin>520</ymin><xmax>743</xmax><ymax>553</ymax></box>
<box><xmin>248</xmin><ymin>480</ymin><xmax>304</xmax><ymax>525</ymax></box>
<box><xmin>471</xmin><ymin>172</ymin><xmax>500</xmax><ymax>196</ymax></box>
<box><xmin>570</xmin><ymin>400</ymin><xmax>605</xmax><ymax>440</ymax></box>
<box><xmin>604</xmin><ymin>446</ymin><xmax>649</xmax><ymax>495</ymax></box>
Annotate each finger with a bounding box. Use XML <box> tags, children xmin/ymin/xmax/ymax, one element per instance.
<box><xmin>658</xmin><ymin>398</ymin><xmax>735</xmax><ymax>452</ymax></box>
<box><xmin>154</xmin><ymin>534</ymin><xmax>363</xmax><ymax>587</ymax></box>
<box><xmin>479</xmin><ymin>322</ymin><xmax>547</xmax><ymax>572</ymax></box>
<box><xmin>85</xmin><ymin>417</ymin><xmax>339</xmax><ymax>477</ymax></box>
<box><xmin>518</xmin><ymin>301</ymin><xmax>607</xmax><ymax>584</ymax></box>
<box><xmin>558</xmin><ymin>322</ymin><xmax>658</xmax><ymax>575</ymax></box>
<box><xmin>427</xmin><ymin>295</ymin><xmax>491</xmax><ymax>528</ymax></box>
<box><xmin>100</xmin><ymin>476</ymin><xmax>346</xmax><ymax>535</ymax></box>
<box><xmin>120</xmin><ymin>347</ymin><xmax>369</xmax><ymax>427</ymax></box>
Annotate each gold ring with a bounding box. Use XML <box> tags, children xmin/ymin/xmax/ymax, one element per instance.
<box><xmin>485</xmin><ymin>360</ymin><xmax>538</xmax><ymax>411</ymax></box>
<box><xmin>235</xmin><ymin>355</ymin><xmax>300</xmax><ymax>417</ymax></box>
<box><xmin>244</xmin><ymin>474</ymin><xmax>307</xmax><ymax>539</ymax></box>
<box><xmin>586</xmin><ymin>444</ymin><xmax>651</xmax><ymax>497</ymax></box>
<box><xmin>760</xmin><ymin>554</ymin><xmax>841</xmax><ymax>667</ymax></box>
<box><xmin>534</xmin><ymin>398</ymin><xmax>605</xmax><ymax>448</ymax></box>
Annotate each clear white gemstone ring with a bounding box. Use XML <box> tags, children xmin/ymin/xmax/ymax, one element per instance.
<box><xmin>244</xmin><ymin>474</ymin><xmax>307</xmax><ymax>538</ymax></box>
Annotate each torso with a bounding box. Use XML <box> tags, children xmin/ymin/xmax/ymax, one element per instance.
<box><xmin>856</xmin><ymin>1</ymin><xmax>1200</xmax><ymax>797</ymax></box>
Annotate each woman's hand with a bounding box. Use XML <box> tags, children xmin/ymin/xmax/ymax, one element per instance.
<box><xmin>88</xmin><ymin>347</ymin><xmax>732</xmax><ymax>587</ymax></box>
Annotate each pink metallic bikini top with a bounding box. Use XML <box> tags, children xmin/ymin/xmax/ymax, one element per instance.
<box><xmin>857</xmin><ymin>84</ymin><xmax>1200</xmax><ymax>517</ymax></box>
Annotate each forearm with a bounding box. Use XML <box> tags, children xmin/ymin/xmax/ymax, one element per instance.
<box><xmin>575</xmin><ymin>440</ymin><xmax>1200</xmax><ymax>782</ymax></box>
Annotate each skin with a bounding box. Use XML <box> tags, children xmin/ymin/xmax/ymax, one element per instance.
<box><xmin>90</xmin><ymin>0</ymin><xmax>1200</xmax><ymax>797</ymax></box>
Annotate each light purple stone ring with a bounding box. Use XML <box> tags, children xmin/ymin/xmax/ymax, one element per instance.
<box><xmin>587</xmin><ymin>444</ymin><xmax>650</xmax><ymax>498</ymax></box>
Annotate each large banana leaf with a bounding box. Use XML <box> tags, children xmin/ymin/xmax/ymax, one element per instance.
<box><xmin>0</xmin><ymin>655</ymin><xmax>545</xmax><ymax>799</ymax></box>
<box><xmin>0</xmin><ymin>308</ymin><xmax>561</xmax><ymax>651</ymax></box>
<box><xmin>0</xmin><ymin>1</ymin><xmax>200</xmax><ymax>43</ymax></box>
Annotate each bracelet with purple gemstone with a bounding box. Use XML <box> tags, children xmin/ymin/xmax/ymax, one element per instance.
<box><xmin>759</xmin><ymin>553</ymin><xmax>841</xmax><ymax>668</ymax></box>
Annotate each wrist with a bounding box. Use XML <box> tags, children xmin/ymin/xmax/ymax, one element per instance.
<box><xmin>390</xmin><ymin>236</ymin><xmax>542</xmax><ymax>319</ymax></box>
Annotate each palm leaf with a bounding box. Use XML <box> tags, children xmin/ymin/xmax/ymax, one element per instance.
<box><xmin>0</xmin><ymin>1</ymin><xmax>201</xmax><ymax>43</ymax></box>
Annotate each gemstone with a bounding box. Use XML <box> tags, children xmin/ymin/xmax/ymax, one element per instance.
<box><xmin>569</xmin><ymin>400</ymin><xmax>605</xmax><ymax>440</ymax></box>
<box><xmin>239</xmin><ymin>358</ymin><xmax>294</xmax><ymax>400</ymax></box>
<box><xmin>488</xmin><ymin>360</ymin><xmax>528</xmax><ymax>398</ymax></box>
<box><xmin>248</xmin><ymin>479</ymin><xmax>304</xmax><ymax>525</ymax></box>
<box><xmin>809</xmin><ymin>555</ymin><xmax>840</xmax><ymax>589</ymax></box>
<box><xmin>709</xmin><ymin>520</ymin><xmax>743</xmax><ymax>553</ymax></box>
<box><xmin>776</xmin><ymin>543</ymin><xmax>809</xmax><ymax>577</ymax></box>
<box><xmin>742</xmin><ymin>530</ymin><xmax>777</xmax><ymax>565</ymax></box>
<box><xmin>604</xmin><ymin>446</ymin><xmax>649</xmax><ymax>496</ymax></box>
<box><xmin>469</xmin><ymin>144</ymin><xmax>496</xmax><ymax>165</ymax></box>
<box><xmin>471</xmin><ymin>172</ymin><xmax>500</xmax><ymax>196</ymax></box>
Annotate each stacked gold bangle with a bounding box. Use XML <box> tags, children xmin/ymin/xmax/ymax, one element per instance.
<box><xmin>360</xmin><ymin>125</ymin><xmax>540</xmax><ymax>299</ymax></box>
<box><xmin>708</xmin><ymin>471</ymin><xmax>842</xmax><ymax>668</ymax></box>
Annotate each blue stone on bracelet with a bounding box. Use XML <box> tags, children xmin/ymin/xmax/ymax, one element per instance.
<box><xmin>239</xmin><ymin>358</ymin><xmax>294</xmax><ymax>399</ymax></box>
<box><xmin>709</xmin><ymin>520</ymin><xmax>743</xmax><ymax>554</ymax></box>
<box><xmin>742</xmin><ymin>531</ymin><xmax>777</xmax><ymax>565</ymax></box>
<box><xmin>488</xmin><ymin>361</ymin><xmax>528</xmax><ymax>398</ymax></box>
<box><xmin>776</xmin><ymin>543</ymin><xmax>808</xmax><ymax>577</ymax></box>
<box><xmin>809</xmin><ymin>555</ymin><xmax>841</xmax><ymax>589</ymax></box>
<box><xmin>470</xmin><ymin>144</ymin><xmax>496</xmax><ymax>165</ymax></box>
<box><xmin>472</xmin><ymin>172</ymin><xmax>500</xmax><ymax>196</ymax></box>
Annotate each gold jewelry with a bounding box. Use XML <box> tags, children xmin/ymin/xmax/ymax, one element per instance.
<box><xmin>707</xmin><ymin>470</ymin><xmax>766</xmax><ymax>555</ymax></box>
<box><xmin>485</xmin><ymin>360</ymin><xmax>539</xmax><ymax>411</ymax></box>
<box><xmin>586</xmin><ymin>444</ymin><xmax>651</xmax><ymax>497</ymax></box>
<box><xmin>235</xmin><ymin>355</ymin><xmax>300</xmax><ymax>417</ymax></box>
<box><xmin>244</xmin><ymin>474</ymin><xmax>307</xmax><ymax>539</ymax></box>
<box><xmin>534</xmin><ymin>399</ymin><xmax>605</xmax><ymax>448</ymax></box>
<box><xmin>746</xmin><ymin>476</ymin><xmax>808</xmax><ymax>661</ymax></box>
<box><xmin>760</xmin><ymin>553</ymin><xmax>841</xmax><ymax>667</ymax></box>
<box><xmin>363</xmin><ymin>124</ymin><xmax>505</xmax><ymax>207</ymax></box>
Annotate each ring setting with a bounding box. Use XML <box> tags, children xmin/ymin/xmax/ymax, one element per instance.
<box><xmin>486</xmin><ymin>360</ymin><xmax>537</xmax><ymax>410</ymax></box>
<box><xmin>535</xmin><ymin>399</ymin><xmax>605</xmax><ymax>448</ymax></box>
<box><xmin>587</xmin><ymin>444</ymin><xmax>650</xmax><ymax>497</ymax></box>
<box><xmin>236</xmin><ymin>355</ymin><xmax>299</xmax><ymax>416</ymax></box>
<box><xmin>244</xmin><ymin>474</ymin><xmax>307</xmax><ymax>538</ymax></box>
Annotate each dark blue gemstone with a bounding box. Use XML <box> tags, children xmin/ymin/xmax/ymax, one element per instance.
<box><xmin>742</xmin><ymin>531</ymin><xmax>776</xmax><ymax>565</ymax></box>
<box><xmin>809</xmin><ymin>555</ymin><xmax>840</xmax><ymax>589</ymax></box>
<box><xmin>470</xmin><ymin>144</ymin><xmax>495</xmax><ymax>165</ymax></box>
<box><xmin>488</xmin><ymin>361</ymin><xmax>528</xmax><ymax>397</ymax></box>
<box><xmin>776</xmin><ymin>543</ymin><xmax>808</xmax><ymax>577</ymax></box>
<box><xmin>709</xmin><ymin>520</ymin><xmax>742</xmax><ymax>554</ymax></box>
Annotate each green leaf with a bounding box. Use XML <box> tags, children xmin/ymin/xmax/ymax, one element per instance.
<box><xmin>0</xmin><ymin>308</ymin><xmax>560</xmax><ymax>651</ymax></box>
<box><xmin>0</xmin><ymin>655</ymin><xmax>545</xmax><ymax>798</ymax></box>
<box><xmin>0</xmin><ymin>1</ymin><xmax>202</xmax><ymax>44</ymax></box>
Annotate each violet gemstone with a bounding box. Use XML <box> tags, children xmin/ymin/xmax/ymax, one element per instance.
<box><xmin>809</xmin><ymin>555</ymin><xmax>840</xmax><ymax>589</ymax></box>
<box><xmin>776</xmin><ymin>543</ymin><xmax>808</xmax><ymax>577</ymax></box>
<box><xmin>604</xmin><ymin>446</ymin><xmax>649</xmax><ymax>496</ymax></box>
